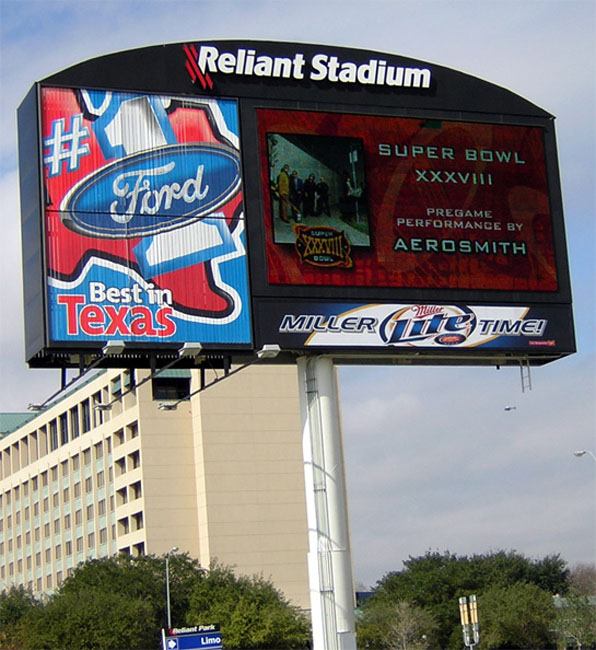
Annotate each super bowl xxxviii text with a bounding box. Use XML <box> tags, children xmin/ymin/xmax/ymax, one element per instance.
<box><xmin>56</xmin><ymin>281</ymin><xmax>176</xmax><ymax>337</ymax></box>
<box><xmin>393</xmin><ymin>237</ymin><xmax>527</xmax><ymax>255</ymax></box>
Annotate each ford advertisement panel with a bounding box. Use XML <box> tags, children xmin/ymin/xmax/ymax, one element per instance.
<box><xmin>39</xmin><ymin>87</ymin><xmax>252</xmax><ymax>347</ymax></box>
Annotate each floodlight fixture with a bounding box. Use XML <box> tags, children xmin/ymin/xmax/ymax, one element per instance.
<box><xmin>158</xmin><ymin>403</ymin><xmax>179</xmax><ymax>411</ymax></box>
<box><xmin>27</xmin><ymin>403</ymin><xmax>45</xmax><ymax>412</ymax></box>
<box><xmin>94</xmin><ymin>403</ymin><xmax>113</xmax><ymax>412</ymax></box>
<box><xmin>257</xmin><ymin>344</ymin><xmax>281</xmax><ymax>359</ymax></box>
<box><xmin>178</xmin><ymin>342</ymin><xmax>203</xmax><ymax>358</ymax></box>
<box><xmin>102</xmin><ymin>340</ymin><xmax>126</xmax><ymax>356</ymax></box>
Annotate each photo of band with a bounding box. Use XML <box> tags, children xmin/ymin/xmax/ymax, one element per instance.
<box><xmin>266</xmin><ymin>132</ymin><xmax>370</xmax><ymax>248</ymax></box>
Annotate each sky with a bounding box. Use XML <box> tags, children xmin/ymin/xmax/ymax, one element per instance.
<box><xmin>0</xmin><ymin>0</ymin><xmax>594</xmax><ymax>590</ymax></box>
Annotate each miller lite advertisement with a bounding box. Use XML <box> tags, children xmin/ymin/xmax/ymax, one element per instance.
<box><xmin>39</xmin><ymin>87</ymin><xmax>251</xmax><ymax>346</ymax></box>
<box><xmin>258</xmin><ymin>108</ymin><xmax>557</xmax><ymax>292</ymax></box>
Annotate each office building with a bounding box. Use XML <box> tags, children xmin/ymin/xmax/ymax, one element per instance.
<box><xmin>0</xmin><ymin>365</ymin><xmax>310</xmax><ymax>608</ymax></box>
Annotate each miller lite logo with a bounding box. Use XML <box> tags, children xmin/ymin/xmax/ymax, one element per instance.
<box><xmin>380</xmin><ymin>305</ymin><xmax>476</xmax><ymax>345</ymax></box>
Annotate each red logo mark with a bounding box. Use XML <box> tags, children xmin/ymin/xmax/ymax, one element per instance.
<box><xmin>183</xmin><ymin>44</ymin><xmax>213</xmax><ymax>90</ymax></box>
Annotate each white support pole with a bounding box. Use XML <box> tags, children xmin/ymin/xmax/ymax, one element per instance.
<box><xmin>297</xmin><ymin>356</ymin><xmax>357</xmax><ymax>650</ymax></box>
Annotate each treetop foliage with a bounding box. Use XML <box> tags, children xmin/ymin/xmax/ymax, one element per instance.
<box><xmin>0</xmin><ymin>553</ymin><xmax>310</xmax><ymax>650</ymax></box>
<box><xmin>361</xmin><ymin>549</ymin><xmax>573</xmax><ymax>649</ymax></box>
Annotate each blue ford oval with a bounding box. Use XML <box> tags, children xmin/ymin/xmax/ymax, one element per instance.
<box><xmin>60</xmin><ymin>143</ymin><xmax>242</xmax><ymax>238</ymax></box>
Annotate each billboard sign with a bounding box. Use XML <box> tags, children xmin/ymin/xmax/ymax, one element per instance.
<box><xmin>40</xmin><ymin>87</ymin><xmax>251</xmax><ymax>346</ymax></box>
<box><xmin>18</xmin><ymin>41</ymin><xmax>574</xmax><ymax>367</ymax></box>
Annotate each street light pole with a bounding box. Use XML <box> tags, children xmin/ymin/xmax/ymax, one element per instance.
<box><xmin>165</xmin><ymin>546</ymin><xmax>179</xmax><ymax>631</ymax></box>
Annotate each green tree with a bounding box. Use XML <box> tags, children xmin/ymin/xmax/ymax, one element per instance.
<box><xmin>0</xmin><ymin>585</ymin><xmax>40</xmax><ymax>649</ymax></box>
<box><xmin>14</xmin><ymin>553</ymin><xmax>208</xmax><ymax>649</ymax></box>
<box><xmin>553</xmin><ymin>589</ymin><xmax>596</xmax><ymax>649</ymax></box>
<box><xmin>479</xmin><ymin>581</ymin><xmax>557</xmax><ymax>649</ymax></box>
<box><xmin>20</xmin><ymin>588</ymin><xmax>155</xmax><ymax>650</ymax></box>
<box><xmin>367</xmin><ymin>550</ymin><xmax>569</xmax><ymax>649</ymax></box>
<box><xmin>187</xmin><ymin>563</ymin><xmax>311</xmax><ymax>648</ymax></box>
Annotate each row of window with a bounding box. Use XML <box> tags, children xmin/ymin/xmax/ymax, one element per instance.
<box><xmin>0</xmin><ymin>370</ymin><xmax>136</xmax><ymax>481</ymax></box>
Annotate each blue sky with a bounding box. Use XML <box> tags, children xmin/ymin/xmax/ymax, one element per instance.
<box><xmin>0</xmin><ymin>0</ymin><xmax>594</xmax><ymax>589</ymax></box>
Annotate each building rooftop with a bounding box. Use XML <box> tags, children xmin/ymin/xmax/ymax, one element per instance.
<box><xmin>0</xmin><ymin>412</ymin><xmax>37</xmax><ymax>437</ymax></box>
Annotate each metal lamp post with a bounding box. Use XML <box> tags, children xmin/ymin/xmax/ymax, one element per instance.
<box><xmin>165</xmin><ymin>546</ymin><xmax>179</xmax><ymax>630</ymax></box>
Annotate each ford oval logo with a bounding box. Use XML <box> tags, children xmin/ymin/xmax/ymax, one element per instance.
<box><xmin>59</xmin><ymin>143</ymin><xmax>241</xmax><ymax>238</ymax></box>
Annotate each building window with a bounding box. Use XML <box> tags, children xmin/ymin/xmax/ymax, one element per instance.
<box><xmin>128</xmin><ymin>451</ymin><xmax>140</xmax><ymax>470</ymax></box>
<box><xmin>76</xmin><ymin>537</ymin><xmax>84</xmax><ymax>552</ymax></box>
<box><xmin>97</xmin><ymin>499</ymin><xmax>106</xmax><ymax>516</ymax></box>
<box><xmin>64</xmin><ymin>513</ymin><xmax>71</xmax><ymax>530</ymax></box>
<box><xmin>70</xmin><ymin>407</ymin><xmax>80</xmax><ymax>439</ymax></box>
<box><xmin>49</xmin><ymin>421</ymin><xmax>58</xmax><ymax>451</ymax></box>
<box><xmin>131</xmin><ymin>481</ymin><xmax>142</xmax><ymax>500</ymax></box>
<box><xmin>87</xmin><ymin>532</ymin><xmax>95</xmax><ymax>548</ymax></box>
<box><xmin>86</xmin><ymin>504</ymin><xmax>94</xmax><ymax>520</ymax></box>
<box><xmin>75</xmin><ymin>510</ymin><xmax>82</xmax><ymax>526</ymax></box>
<box><xmin>81</xmin><ymin>399</ymin><xmax>91</xmax><ymax>433</ymax></box>
<box><xmin>132</xmin><ymin>512</ymin><xmax>143</xmax><ymax>531</ymax></box>
<box><xmin>85</xmin><ymin>477</ymin><xmax>92</xmax><ymax>493</ymax></box>
<box><xmin>59</xmin><ymin>412</ymin><xmax>68</xmax><ymax>445</ymax></box>
<box><xmin>97</xmin><ymin>471</ymin><xmax>104</xmax><ymax>488</ymax></box>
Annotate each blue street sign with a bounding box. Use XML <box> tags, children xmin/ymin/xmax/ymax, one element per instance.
<box><xmin>164</xmin><ymin>632</ymin><xmax>223</xmax><ymax>650</ymax></box>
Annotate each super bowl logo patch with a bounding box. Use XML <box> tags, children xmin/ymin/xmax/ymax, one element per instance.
<box><xmin>294</xmin><ymin>225</ymin><xmax>352</xmax><ymax>268</ymax></box>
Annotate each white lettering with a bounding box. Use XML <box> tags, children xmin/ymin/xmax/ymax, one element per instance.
<box><xmin>110</xmin><ymin>164</ymin><xmax>209</xmax><ymax>222</ymax></box>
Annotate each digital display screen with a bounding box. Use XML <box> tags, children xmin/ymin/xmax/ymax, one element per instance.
<box><xmin>258</xmin><ymin>108</ymin><xmax>558</xmax><ymax>292</ymax></box>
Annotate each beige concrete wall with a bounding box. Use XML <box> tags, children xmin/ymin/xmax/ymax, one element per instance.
<box><xmin>190</xmin><ymin>364</ymin><xmax>310</xmax><ymax>609</ymax></box>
